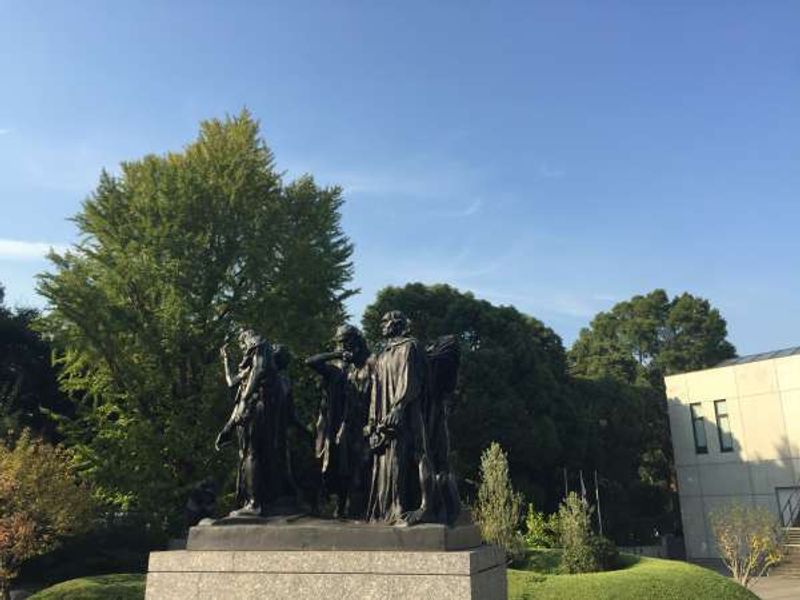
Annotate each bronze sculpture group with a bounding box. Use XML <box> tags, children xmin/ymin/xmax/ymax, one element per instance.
<box><xmin>214</xmin><ymin>311</ymin><xmax>461</xmax><ymax>526</ymax></box>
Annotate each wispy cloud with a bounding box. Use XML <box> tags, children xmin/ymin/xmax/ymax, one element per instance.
<box><xmin>0</xmin><ymin>239</ymin><xmax>66</xmax><ymax>261</ymax></box>
<box><xmin>536</xmin><ymin>163</ymin><xmax>566</xmax><ymax>179</ymax></box>
<box><xmin>0</xmin><ymin>128</ymin><xmax>11</xmax><ymax>136</ymax></box>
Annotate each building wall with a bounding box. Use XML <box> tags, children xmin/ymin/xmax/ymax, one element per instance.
<box><xmin>665</xmin><ymin>354</ymin><xmax>800</xmax><ymax>559</ymax></box>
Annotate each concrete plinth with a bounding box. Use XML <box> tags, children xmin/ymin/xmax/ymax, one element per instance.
<box><xmin>145</xmin><ymin>545</ymin><xmax>507</xmax><ymax>600</ymax></box>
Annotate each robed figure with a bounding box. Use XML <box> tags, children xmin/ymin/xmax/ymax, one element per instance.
<box><xmin>215</xmin><ymin>330</ymin><xmax>300</xmax><ymax>516</ymax></box>
<box><xmin>306</xmin><ymin>325</ymin><xmax>371</xmax><ymax>518</ymax></box>
<box><xmin>365</xmin><ymin>311</ymin><xmax>432</xmax><ymax>525</ymax></box>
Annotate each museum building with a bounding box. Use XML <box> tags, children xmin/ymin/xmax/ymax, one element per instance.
<box><xmin>665</xmin><ymin>347</ymin><xmax>800</xmax><ymax>559</ymax></box>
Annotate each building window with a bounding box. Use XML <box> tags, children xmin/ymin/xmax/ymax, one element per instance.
<box><xmin>714</xmin><ymin>400</ymin><xmax>734</xmax><ymax>452</ymax></box>
<box><xmin>690</xmin><ymin>403</ymin><xmax>708</xmax><ymax>454</ymax></box>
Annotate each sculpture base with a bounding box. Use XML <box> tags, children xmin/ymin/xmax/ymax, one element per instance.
<box><xmin>145</xmin><ymin>545</ymin><xmax>506</xmax><ymax>600</ymax></box>
<box><xmin>187</xmin><ymin>516</ymin><xmax>482</xmax><ymax>552</ymax></box>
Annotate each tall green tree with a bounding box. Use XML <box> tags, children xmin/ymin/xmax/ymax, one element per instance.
<box><xmin>568</xmin><ymin>289</ymin><xmax>735</xmax><ymax>542</ymax></box>
<box><xmin>0</xmin><ymin>284</ymin><xmax>70</xmax><ymax>441</ymax></box>
<box><xmin>569</xmin><ymin>289</ymin><xmax>736</xmax><ymax>386</ymax></box>
<box><xmin>362</xmin><ymin>283</ymin><xmax>573</xmax><ymax>505</ymax></box>
<box><xmin>37</xmin><ymin>111</ymin><xmax>355</xmax><ymax>531</ymax></box>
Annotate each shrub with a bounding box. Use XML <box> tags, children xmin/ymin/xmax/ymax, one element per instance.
<box><xmin>0</xmin><ymin>431</ymin><xmax>94</xmax><ymax>600</ymax></box>
<box><xmin>508</xmin><ymin>554</ymin><xmax>759</xmax><ymax>600</ymax></box>
<box><xmin>27</xmin><ymin>574</ymin><xmax>144</xmax><ymax>600</ymax></box>
<box><xmin>523</xmin><ymin>503</ymin><xmax>559</xmax><ymax>548</ymax></box>
<box><xmin>473</xmin><ymin>442</ymin><xmax>524</xmax><ymax>561</ymax></box>
<box><xmin>709</xmin><ymin>502</ymin><xmax>783</xmax><ymax>588</ymax></box>
<box><xmin>556</xmin><ymin>492</ymin><xmax>618</xmax><ymax>574</ymax></box>
<box><xmin>590</xmin><ymin>535</ymin><xmax>619</xmax><ymax>571</ymax></box>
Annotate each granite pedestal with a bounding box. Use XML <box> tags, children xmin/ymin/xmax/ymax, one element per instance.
<box><xmin>145</xmin><ymin>518</ymin><xmax>506</xmax><ymax>600</ymax></box>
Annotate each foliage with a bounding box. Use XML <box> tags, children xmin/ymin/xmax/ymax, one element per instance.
<box><xmin>513</xmin><ymin>548</ymin><xmax>563</xmax><ymax>575</ymax></box>
<box><xmin>27</xmin><ymin>574</ymin><xmax>144</xmax><ymax>600</ymax></box>
<box><xmin>362</xmin><ymin>283</ymin><xmax>572</xmax><ymax>504</ymax></box>
<box><xmin>473</xmin><ymin>442</ymin><xmax>524</xmax><ymax>561</ymax></box>
<box><xmin>568</xmin><ymin>289</ymin><xmax>735</xmax><ymax>544</ymax></box>
<box><xmin>557</xmin><ymin>492</ymin><xmax>601</xmax><ymax>573</ymax></box>
<box><xmin>709</xmin><ymin>502</ymin><xmax>784</xmax><ymax>588</ymax></box>
<box><xmin>569</xmin><ymin>377</ymin><xmax>676</xmax><ymax>544</ymax></box>
<box><xmin>590</xmin><ymin>535</ymin><xmax>620</xmax><ymax>572</ymax></box>
<box><xmin>555</xmin><ymin>492</ymin><xmax>618</xmax><ymax>574</ymax></box>
<box><xmin>508</xmin><ymin>554</ymin><xmax>759</xmax><ymax>600</ymax></box>
<box><xmin>569</xmin><ymin>289</ymin><xmax>736</xmax><ymax>387</ymax></box>
<box><xmin>523</xmin><ymin>503</ymin><xmax>559</xmax><ymax>548</ymax></box>
<box><xmin>18</xmin><ymin>513</ymin><xmax>163</xmax><ymax>587</ymax></box>
<box><xmin>0</xmin><ymin>431</ymin><xmax>94</xmax><ymax>599</ymax></box>
<box><xmin>36</xmin><ymin>111</ymin><xmax>354</xmax><ymax>532</ymax></box>
<box><xmin>0</xmin><ymin>284</ymin><xmax>70</xmax><ymax>442</ymax></box>
<box><xmin>360</xmin><ymin>282</ymin><xmax>684</xmax><ymax>546</ymax></box>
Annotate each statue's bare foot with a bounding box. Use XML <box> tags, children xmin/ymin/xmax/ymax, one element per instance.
<box><xmin>401</xmin><ymin>507</ymin><xmax>432</xmax><ymax>526</ymax></box>
<box><xmin>229</xmin><ymin>502</ymin><xmax>261</xmax><ymax>517</ymax></box>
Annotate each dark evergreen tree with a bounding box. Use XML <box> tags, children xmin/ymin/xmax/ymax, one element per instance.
<box><xmin>0</xmin><ymin>283</ymin><xmax>70</xmax><ymax>441</ymax></box>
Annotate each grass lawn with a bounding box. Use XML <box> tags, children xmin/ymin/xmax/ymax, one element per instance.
<box><xmin>27</xmin><ymin>574</ymin><xmax>145</xmax><ymax>600</ymax></box>
<box><xmin>508</xmin><ymin>551</ymin><xmax>759</xmax><ymax>600</ymax></box>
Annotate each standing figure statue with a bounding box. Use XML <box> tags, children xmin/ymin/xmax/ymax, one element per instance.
<box><xmin>365</xmin><ymin>311</ymin><xmax>434</xmax><ymax>525</ymax></box>
<box><xmin>215</xmin><ymin>329</ymin><xmax>300</xmax><ymax>517</ymax></box>
<box><xmin>306</xmin><ymin>325</ymin><xmax>372</xmax><ymax>519</ymax></box>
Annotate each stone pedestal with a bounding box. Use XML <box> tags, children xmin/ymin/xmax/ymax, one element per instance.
<box><xmin>146</xmin><ymin>519</ymin><xmax>505</xmax><ymax>599</ymax></box>
<box><xmin>145</xmin><ymin>545</ymin><xmax>506</xmax><ymax>600</ymax></box>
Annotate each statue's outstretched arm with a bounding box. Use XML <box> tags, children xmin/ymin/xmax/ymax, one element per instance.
<box><xmin>305</xmin><ymin>351</ymin><xmax>343</xmax><ymax>376</ymax></box>
<box><xmin>220</xmin><ymin>346</ymin><xmax>246</xmax><ymax>388</ymax></box>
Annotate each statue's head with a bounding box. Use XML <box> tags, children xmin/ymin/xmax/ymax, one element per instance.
<box><xmin>380</xmin><ymin>311</ymin><xmax>410</xmax><ymax>339</ymax></box>
<box><xmin>334</xmin><ymin>324</ymin><xmax>369</xmax><ymax>365</ymax></box>
<box><xmin>272</xmin><ymin>344</ymin><xmax>291</xmax><ymax>371</ymax></box>
<box><xmin>237</xmin><ymin>328</ymin><xmax>264</xmax><ymax>353</ymax></box>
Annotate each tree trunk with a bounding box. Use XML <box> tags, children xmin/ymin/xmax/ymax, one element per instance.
<box><xmin>0</xmin><ymin>578</ymin><xmax>11</xmax><ymax>600</ymax></box>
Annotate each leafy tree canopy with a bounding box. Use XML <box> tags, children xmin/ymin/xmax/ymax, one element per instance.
<box><xmin>568</xmin><ymin>289</ymin><xmax>736</xmax><ymax>387</ymax></box>
<box><xmin>36</xmin><ymin>111</ymin><xmax>355</xmax><ymax>531</ymax></box>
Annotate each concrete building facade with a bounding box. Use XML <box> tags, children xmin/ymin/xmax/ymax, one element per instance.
<box><xmin>665</xmin><ymin>348</ymin><xmax>800</xmax><ymax>559</ymax></box>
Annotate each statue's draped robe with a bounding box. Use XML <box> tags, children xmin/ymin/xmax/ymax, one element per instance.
<box><xmin>228</xmin><ymin>344</ymin><xmax>296</xmax><ymax>512</ymax></box>
<box><xmin>311</xmin><ymin>358</ymin><xmax>371</xmax><ymax>515</ymax></box>
<box><xmin>366</xmin><ymin>337</ymin><xmax>426</xmax><ymax>523</ymax></box>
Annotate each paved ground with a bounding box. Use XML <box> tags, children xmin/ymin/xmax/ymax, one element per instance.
<box><xmin>751</xmin><ymin>576</ymin><xmax>799</xmax><ymax>600</ymax></box>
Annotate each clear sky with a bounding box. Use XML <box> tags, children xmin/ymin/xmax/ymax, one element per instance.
<box><xmin>1</xmin><ymin>1</ymin><xmax>798</xmax><ymax>354</ymax></box>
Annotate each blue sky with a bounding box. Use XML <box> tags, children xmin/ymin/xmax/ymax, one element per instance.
<box><xmin>1</xmin><ymin>1</ymin><xmax>799</xmax><ymax>354</ymax></box>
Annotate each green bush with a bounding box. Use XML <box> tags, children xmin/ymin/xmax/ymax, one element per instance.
<box><xmin>590</xmin><ymin>535</ymin><xmax>620</xmax><ymax>571</ymax></box>
<box><xmin>557</xmin><ymin>492</ymin><xmax>618</xmax><ymax>573</ymax></box>
<box><xmin>18</xmin><ymin>513</ymin><xmax>164</xmax><ymax>587</ymax></box>
<box><xmin>473</xmin><ymin>442</ymin><xmax>525</xmax><ymax>561</ymax></box>
<box><xmin>27</xmin><ymin>574</ymin><xmax>144</xmax><ymax>600</ymax></box>
<box><xmin>508</xmin><ymin>555</ymin><xmax>758</xmax><ymax>600</ymax></box>
<box><xmin>523</xmin><ymin>503</ymin><xmax>559</xmax><ymax>548</ymax></box>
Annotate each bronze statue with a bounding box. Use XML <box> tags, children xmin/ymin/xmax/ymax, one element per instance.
<box><xmin>215</xmin><ymin>330</ymin><xmax>300</xmax><ymax>517</ymax></box>
<box><xmin>365</xmin><ymin>311</ymin><xmax>433</xmax><ymax>525</ymax></box>
<box><xmin>306</xmin><ymin>325</ymin><xmax>371</xmax><ymax>518</ymax></box>
<box><xmin>212</xmin><ymin>314</ymin><xmax>462</xmax><ymax>526</ymax></box>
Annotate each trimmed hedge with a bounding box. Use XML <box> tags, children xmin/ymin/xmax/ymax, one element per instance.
<box><xmin>27</xmin><ymin>574</ymin><xmax>145</xmax><ymax>600</ymax></box>
<box><xmin>509</xmin><ymin>554</ymin><xmax>759</xmax><ymax>600</ymax></box>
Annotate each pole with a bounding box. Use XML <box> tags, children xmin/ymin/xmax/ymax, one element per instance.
<box><xmin>563</xmin><ymin>467</ymin><xmax>568</xmax><ymax>499</ymax></box>
<box><xmin>595</xmin><ymin>469</ymin><xmax>604</xmax><ymax>536</ymax></box>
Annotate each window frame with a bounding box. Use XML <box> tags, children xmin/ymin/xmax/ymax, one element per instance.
<box><xmin>714</xmin><ymin>399</ymin><xmax>734</xmax><ymax>453</ymax></box>
<box><xmin>689</xmin><ymin>402</ymin><xmax>708</xmax><ymax>455</ymax></box>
